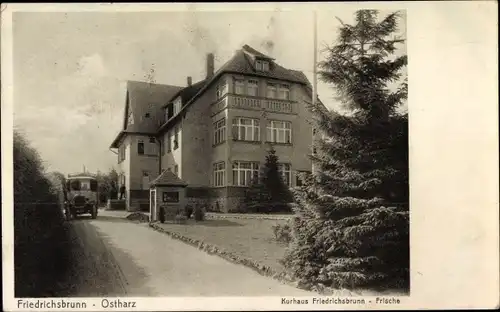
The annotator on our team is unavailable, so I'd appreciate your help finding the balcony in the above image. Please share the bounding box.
[211,94,295,115]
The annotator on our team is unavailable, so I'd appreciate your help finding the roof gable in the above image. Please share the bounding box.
[150,169,188,187]
[124,80,182,133]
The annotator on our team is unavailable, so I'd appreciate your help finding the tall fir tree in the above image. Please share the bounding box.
[283,10,409,291]
[242,146,292,213]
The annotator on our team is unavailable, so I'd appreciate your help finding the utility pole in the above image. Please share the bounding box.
[312,10,318,108]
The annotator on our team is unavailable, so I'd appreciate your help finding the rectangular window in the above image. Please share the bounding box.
[174,125,179,150]
[148,137,157,155]
[213,118,226,145]
[216,80,228,99]
[247,80,258,96]
[234,79,245,95]
[266,83,277,99]
[174,165,179,176]
[213,162,226,187]
[279,84,290,100]
[138,140,144,155]
[266,120,292,144]
[256,60,269,71]
[278,163,292,187]
[232,118,260,142]
[232,161,259,186]
[162,191,179,203]
[173,98,182,115]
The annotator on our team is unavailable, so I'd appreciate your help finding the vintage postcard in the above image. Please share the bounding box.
[1,2,498,311]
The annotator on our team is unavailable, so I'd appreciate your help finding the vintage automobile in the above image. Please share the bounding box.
[64,173,99,220]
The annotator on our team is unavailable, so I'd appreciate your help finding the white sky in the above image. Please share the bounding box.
[12,8,406,174]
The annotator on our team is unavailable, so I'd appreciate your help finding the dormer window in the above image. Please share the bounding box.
[173,97,182,115]
[256,60,270,71]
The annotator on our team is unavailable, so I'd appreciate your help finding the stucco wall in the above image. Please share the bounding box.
[128,135,160,190]
[180,79,221,187]
[161,122,183,178]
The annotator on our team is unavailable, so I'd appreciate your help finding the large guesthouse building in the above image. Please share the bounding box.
[110,45,317,212]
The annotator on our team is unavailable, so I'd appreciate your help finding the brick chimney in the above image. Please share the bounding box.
[187,76,192,86]
[206,53,214,79]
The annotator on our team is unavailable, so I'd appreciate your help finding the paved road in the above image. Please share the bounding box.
[63,210,310,297]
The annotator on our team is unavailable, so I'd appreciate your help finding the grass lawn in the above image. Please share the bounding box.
[154,218,289,273]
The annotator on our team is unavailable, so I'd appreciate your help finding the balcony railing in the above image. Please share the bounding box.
[264,99,293,113]
[211,97,228,115]
[211,94,295,115]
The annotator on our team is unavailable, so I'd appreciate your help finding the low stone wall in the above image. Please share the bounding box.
[185,186,246,213]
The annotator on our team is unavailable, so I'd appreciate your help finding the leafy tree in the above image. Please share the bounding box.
[242,146,292,213]
[95,168,119,202]
[283,10,409,292]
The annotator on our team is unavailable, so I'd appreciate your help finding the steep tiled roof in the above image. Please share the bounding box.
[162,79,208,108]
[242,44,275,60]
[150,169,188,187]
[125,80,183,133]
[158,45,312,135]
[110,80,182,148]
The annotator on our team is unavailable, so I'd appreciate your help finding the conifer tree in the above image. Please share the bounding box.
[243,146,292,213]
[283,10,409,291]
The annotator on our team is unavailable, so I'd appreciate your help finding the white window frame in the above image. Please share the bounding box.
[278,163,292,187]
[216,80,228,99]
[279,84,290,100]
[266,83,278,99]
[256,60,269,71]
[232,161,259,186]
[173,97,182,115]
[232,118,260,142]
[266,120,292,144]
[234,79,245,95]
[213,118,226,145]
[247,80,259,96]
[213,162,226,187]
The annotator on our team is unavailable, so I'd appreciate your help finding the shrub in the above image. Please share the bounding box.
[272,222,292,245]
[14,131,72,297]
[184,205,194,219]
[193,204,205,221]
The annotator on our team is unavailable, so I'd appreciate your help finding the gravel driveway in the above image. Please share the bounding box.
[64,210,310,297]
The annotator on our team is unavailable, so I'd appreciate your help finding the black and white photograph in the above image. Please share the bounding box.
[2,2,498,311]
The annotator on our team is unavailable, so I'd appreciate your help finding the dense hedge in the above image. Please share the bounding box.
[13,131,73,297]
